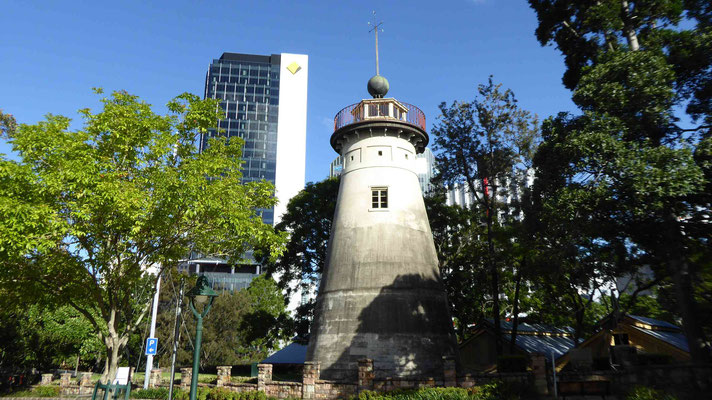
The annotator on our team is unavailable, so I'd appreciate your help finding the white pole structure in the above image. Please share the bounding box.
[368,11,383,76]
[143,275,161,389]
[167,278,185,400]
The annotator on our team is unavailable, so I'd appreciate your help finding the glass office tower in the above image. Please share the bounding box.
[185,52,307,292]
[202,52,307,226]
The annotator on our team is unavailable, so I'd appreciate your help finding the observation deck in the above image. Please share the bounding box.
[330,97,428,154]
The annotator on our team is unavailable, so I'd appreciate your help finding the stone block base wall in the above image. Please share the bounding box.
[57,372,94,396]
[252,358,533,399]
[46,360,709,399]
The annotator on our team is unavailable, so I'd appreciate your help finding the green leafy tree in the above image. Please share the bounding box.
[529,0,711,361]
[155,272,289,368]
[425,190,489,340]
[430,78,539,354]
[259,177,340,338]
[0,90,285,380]
[0,301,102,371]
[0,110,16,137]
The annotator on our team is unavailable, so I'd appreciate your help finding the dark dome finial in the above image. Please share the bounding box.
[367,75,389,98]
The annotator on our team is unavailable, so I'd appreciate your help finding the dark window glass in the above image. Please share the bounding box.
[371,188,388,209]
[379,104,388,116]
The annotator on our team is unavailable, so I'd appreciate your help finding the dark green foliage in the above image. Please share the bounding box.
[202,388,268,400]
[32,386,60,397]
[0,90,286,380]
[0,303,102,372]
[2,386,62,398]
[0,110,16,137]
[430,78,540,350]
[473,381,526,400]
[131,388,170,400]
[626,386,678,400]
[258,177,340,339]
[496,355,529,372]
[355,382,528,400]
[425,191,490,340]
[528,0,712,362]
[170,388,268,400]
[154,270,290,368]
[357,387,472,400]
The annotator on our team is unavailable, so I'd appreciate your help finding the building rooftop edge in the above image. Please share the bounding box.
[218,52,280,64]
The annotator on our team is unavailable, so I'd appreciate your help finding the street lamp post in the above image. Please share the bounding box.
[186,276,218,400]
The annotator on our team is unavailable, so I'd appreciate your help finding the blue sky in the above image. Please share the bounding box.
[1,0,576,183]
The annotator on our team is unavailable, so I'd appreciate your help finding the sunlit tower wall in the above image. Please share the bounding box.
[306,76,459,380]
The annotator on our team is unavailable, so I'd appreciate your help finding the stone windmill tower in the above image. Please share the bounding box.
[306,22,459,381]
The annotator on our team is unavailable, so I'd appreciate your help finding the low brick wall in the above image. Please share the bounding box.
[45,358,539,400]
[251,358,534,399]
[264,381,302,399]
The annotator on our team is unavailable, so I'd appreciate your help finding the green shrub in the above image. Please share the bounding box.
[131,388,169,399]
[189,388,267,400]
[196,387,209,400]
[173,389,189,400]
[232,391,267,400]
[496,355,529,373]
[471,381,522,400]
[357,387,472,400]
[33,385,61,397]
[206,388,231,400]
[626,386,677,400]
[2,390,35,397]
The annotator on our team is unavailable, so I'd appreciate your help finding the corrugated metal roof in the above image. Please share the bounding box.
[628,315,680,330]
[261,342,307,364]
[630,326,689,353]
[511,334,578,358]
[486,319,574,335]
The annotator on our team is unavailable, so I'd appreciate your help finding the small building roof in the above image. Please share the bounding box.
[465,319,580,358]
[628,315,680,330]
[261,342,307,364]
[513,334,578,359]
[484,319,575,335]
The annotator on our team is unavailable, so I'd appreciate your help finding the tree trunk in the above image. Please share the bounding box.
[484,178,502,355]
[621,1,640,51]
[572,292,585,346]
[665,214,710,362]
[509,270,523,353]
[102,337,122,384]
[101,309,131,384]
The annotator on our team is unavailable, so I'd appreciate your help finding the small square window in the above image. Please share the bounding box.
[378,151,383,156]
[371,187,388,209]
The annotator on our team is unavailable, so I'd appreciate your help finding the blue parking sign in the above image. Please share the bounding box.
[145,338,158,355]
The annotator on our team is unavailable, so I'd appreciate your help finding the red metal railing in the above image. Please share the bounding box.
[333,101,426,132]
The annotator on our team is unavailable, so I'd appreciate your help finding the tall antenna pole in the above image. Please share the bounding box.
[368,11,383,76]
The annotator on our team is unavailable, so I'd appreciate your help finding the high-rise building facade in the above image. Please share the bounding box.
[202,52,308,226]
[181,52,307,291]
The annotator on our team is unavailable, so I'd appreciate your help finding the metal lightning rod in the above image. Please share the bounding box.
[368,11,383,76]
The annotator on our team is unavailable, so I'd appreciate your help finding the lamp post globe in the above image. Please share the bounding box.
[186,275,218,400]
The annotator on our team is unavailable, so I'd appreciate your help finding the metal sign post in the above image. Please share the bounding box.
[167,278,185,400]
[143,275,161,389]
